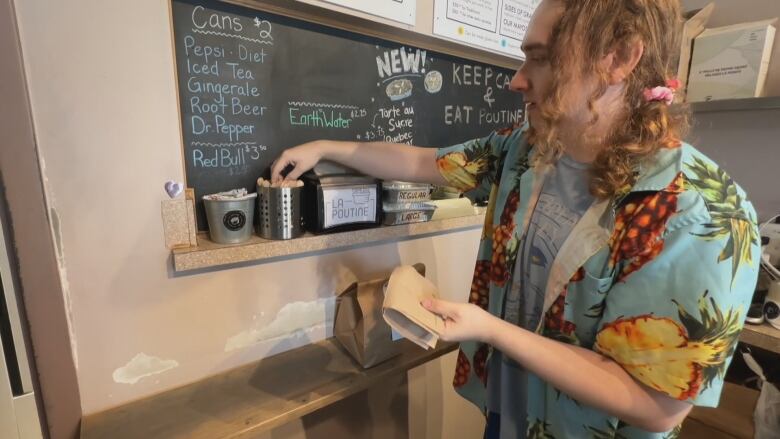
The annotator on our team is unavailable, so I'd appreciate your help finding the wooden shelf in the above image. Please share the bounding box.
[81,339,458,439]
[740,322,780,354]
[691,96,780,113]
[683,382,759,439]
[173,213,485,272]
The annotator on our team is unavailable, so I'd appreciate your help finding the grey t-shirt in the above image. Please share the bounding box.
[486,155,594,439]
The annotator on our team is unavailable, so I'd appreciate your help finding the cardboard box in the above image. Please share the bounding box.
[678,4,715,98]
[687,19,777,102]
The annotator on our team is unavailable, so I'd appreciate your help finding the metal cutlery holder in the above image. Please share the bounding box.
[256,184,303,240]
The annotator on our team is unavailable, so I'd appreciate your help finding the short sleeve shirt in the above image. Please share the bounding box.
[487,155,594,439]
[435,124,761,438]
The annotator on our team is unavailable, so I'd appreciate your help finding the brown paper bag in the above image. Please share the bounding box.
[382,265,445,350]
[334,264,426,368]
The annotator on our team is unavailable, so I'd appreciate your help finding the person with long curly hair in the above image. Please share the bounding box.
[272,1,760,437]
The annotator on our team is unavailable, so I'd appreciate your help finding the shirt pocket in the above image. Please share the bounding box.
[566,267,615,347]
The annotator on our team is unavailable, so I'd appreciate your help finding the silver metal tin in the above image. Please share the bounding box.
[203,196,256,245]
[382,202,436,226]
[382,181,431,204]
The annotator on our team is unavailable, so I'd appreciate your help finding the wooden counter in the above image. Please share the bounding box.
[683,382,759,439]
[682,322,777,438]
[740,322,780,354]
[81,339,457,439]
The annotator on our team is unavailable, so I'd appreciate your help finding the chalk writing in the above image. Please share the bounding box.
[288,102,359,110]
[376,47,428,78]
[192,5,243,32]
[192,28,273,45]
[372,104,414,143]
[452,64,511,89]
[289,108,353,129]
[252,17,273,40]
[191,115,256,141]
[171,0,521,230]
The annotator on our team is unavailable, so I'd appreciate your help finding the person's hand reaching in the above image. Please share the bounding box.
[270,141,324,183]
[421,298,497,343]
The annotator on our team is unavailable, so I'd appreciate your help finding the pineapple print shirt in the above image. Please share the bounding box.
[487,154,595,439]
[436,123,761,438]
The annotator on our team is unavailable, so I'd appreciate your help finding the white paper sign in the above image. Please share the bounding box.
[322,185,378,229]
[433,0,541,59]
[321,0,417,25]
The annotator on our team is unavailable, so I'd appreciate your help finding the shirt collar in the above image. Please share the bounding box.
[628,144,686,193]
[522,132,686,194]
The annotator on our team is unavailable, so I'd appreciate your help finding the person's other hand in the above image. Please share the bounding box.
[422,298,496,343]
[270,141,323,183]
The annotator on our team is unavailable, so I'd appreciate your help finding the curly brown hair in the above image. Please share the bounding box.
[528,0,690,199]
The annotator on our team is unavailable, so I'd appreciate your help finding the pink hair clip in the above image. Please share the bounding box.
[643,78,680,105]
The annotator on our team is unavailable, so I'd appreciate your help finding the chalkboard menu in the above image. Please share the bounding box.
[171,0,524,229]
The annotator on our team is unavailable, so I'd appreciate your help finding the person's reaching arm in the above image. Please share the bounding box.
[270,140,446,185]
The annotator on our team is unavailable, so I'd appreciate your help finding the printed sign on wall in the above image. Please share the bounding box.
[320,0,417,25]
[433,0,541,60]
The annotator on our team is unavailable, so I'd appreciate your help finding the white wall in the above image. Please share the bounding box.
[687,109,780,221]
[12,7,486,439]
